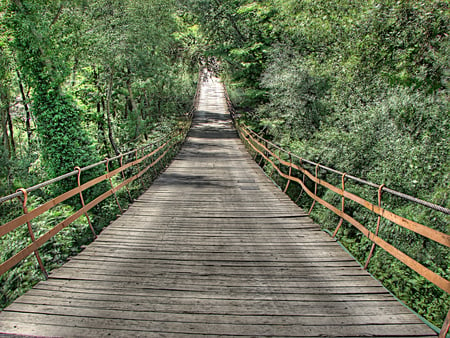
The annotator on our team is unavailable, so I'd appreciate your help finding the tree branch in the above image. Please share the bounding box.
[50,3,64,27]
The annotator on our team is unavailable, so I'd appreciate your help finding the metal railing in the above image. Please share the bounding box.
[222,82,450,337]
[0,70,202,283]
[0,131,187,278]
[240,126,450,336]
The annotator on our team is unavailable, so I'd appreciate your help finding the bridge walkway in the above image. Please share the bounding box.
[0,77,436,337]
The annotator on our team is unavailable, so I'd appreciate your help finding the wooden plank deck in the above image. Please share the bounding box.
[0,77,436,337]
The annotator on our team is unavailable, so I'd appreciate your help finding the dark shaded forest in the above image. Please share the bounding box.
[0,0,449,329]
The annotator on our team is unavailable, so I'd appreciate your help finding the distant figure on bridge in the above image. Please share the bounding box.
[202,67,210,82]
[200,56,220,82]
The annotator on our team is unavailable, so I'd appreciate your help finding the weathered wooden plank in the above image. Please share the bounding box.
[2,303,426,327]
[0,312,436,337]
[34,282,396,300]
[44,275,388,296]
[29,277,387,292]
[12,291,413,316]
[62,252,357,263]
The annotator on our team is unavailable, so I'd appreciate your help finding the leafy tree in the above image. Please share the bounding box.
[6,0,101,187]
[178,0,278,101]
[256,46,329,141]
[83,0,195,153]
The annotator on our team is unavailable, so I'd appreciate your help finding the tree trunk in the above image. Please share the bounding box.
[213,0,247,43]
[106,68,120,156]
[126,76,140,139]
[97,101,110,158]
[17,70,32,146]
[93,66,110,157]
[6,103,16,156]
[0,86,10,158]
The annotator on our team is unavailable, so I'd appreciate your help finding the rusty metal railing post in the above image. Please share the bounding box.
[105,157,123,214]
[75,167,97,239]
[16,188,48,279]
[284,152,292,193]
[439,309,450,337]
[333,173,347,238]
[258,139,265,165]
[135,149,145,187]
[119,154,132,202]
[152,146,159,178]
[308,164,320,215]
[364,184,385,269]
[295,158,306,204]
[268,146,278,179]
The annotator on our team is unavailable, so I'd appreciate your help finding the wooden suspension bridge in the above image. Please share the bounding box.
[0,76,446,337]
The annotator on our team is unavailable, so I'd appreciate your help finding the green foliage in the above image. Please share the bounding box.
[32,88,99,180]
[2,0,198,187]
[178,0,278,95]
[256,47,330,140]
[6,1,104,196]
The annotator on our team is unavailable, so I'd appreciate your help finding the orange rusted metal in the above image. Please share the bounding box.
[136,149,145,187]
[151,147,159,178]
[247,129,449,247]
[308,164,320,215]
[0,134,183,278]
[364,184,385,269]
[284,152,292,193]
[75,167,96,238]
[295,158,306,204]
[16,188,48,279]
[439,309,450,338]
[240,125,450,294]
[258,140,266,165]
[120,154,133,201]
[333,173,347,238]
[105,157,123,214]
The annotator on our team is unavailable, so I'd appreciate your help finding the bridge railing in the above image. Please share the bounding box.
[0,130,189,280]
[223,83,450,337]
[0,69,203,285]
[240,125,450,336]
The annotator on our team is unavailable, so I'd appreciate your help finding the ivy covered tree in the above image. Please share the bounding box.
[0,0,200,311]
[2,0,198,191]
[7,0,100,184]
